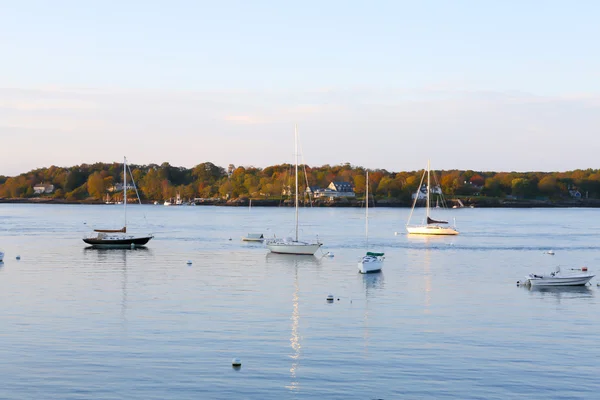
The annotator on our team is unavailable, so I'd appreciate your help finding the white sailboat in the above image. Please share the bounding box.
[266,126,322,255]
[406,160,459,235]
[358,170,384,273]
[83,157,154,248]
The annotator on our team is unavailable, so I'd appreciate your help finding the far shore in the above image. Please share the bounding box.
[2,197,600,208]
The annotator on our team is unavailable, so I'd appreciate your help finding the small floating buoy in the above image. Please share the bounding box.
[394,232,398,236]
[546,250,555,255]
[582,266,588,271]
[228,238,232,241]
[326,252,334,257]
[232,358,242,367]
[326,294,334,302]
[186,260,192,265]
[16,255,20,260]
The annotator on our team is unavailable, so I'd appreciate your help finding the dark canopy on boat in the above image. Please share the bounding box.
[427,216,447,225]
[94,227,126,233]
[367,252,385,257]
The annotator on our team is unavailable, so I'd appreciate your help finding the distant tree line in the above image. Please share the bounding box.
[1,161,599,202]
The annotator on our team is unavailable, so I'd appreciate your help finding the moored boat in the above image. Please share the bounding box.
[83,157,154,249]
[406,160,458,236]
[525,266,594,287]
[266,125,322,255]
[242,233,265,242]
[358,252,384,274]
[358,170,384,273]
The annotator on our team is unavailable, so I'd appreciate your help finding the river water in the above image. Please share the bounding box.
[1,204,599,399]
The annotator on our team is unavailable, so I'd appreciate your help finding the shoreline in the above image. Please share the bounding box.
[2,197,600,208]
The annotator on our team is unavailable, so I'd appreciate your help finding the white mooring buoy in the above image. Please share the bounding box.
[232,358,242,368]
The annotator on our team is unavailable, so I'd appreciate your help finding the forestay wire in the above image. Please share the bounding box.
[126,163,150,227]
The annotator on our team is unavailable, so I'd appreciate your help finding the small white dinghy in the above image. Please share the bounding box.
[242,233,265,242]
[526,266,594,287]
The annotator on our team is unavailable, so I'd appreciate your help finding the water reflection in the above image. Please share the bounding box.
[265,252,320,267]
[81,247,142,325]
[286,260,301,392]
[527,285,594,303]
[361,273,384,357]
[423,249,432,312]
[362,272,385,293]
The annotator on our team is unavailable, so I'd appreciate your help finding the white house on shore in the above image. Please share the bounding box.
[306,182,356,200]
[33,184,55,194]
[412,184,442,200]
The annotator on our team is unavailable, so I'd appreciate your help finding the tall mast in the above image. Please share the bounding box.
[426,159,430,219]
[123,156,127,230]
[294,125,299,242]
[366,170,369,246]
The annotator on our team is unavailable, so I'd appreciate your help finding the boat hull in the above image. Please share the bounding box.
[266,242,322,255]
[527,274,594,287]
[83,235,153,248]
[242,238,264,242]
[358,259,383,274]
[406,225,459,235]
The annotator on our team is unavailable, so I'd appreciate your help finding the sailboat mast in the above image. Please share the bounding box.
[426,159,430,219]
[123,156,127,230]
[366,170,369,245]
[295,125,299,242]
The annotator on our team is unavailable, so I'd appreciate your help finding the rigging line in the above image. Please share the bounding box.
[297,136,313,207]
[431,171,447,209]
[126,163,149,226]
[407,168,427,225]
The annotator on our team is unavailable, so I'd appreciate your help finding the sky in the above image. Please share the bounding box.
[1,0,599,176]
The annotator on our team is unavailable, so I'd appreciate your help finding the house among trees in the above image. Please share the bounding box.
[33,184,54,194]
[412,184,442,200]
[107,183,136,192]
[306,182,356,200]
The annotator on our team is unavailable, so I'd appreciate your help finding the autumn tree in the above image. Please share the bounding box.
[87,172,105,199]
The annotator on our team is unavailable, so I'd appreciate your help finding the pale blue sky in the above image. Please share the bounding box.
[1,0,599,175]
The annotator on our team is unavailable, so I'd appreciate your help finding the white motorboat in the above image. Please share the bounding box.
[83,157,154,248]
[358,170,384,273]
[525,266,594,287]
[266,125,322,255]
[406,160,458,236]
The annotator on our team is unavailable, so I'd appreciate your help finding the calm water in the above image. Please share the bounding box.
[1,204,600,399]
